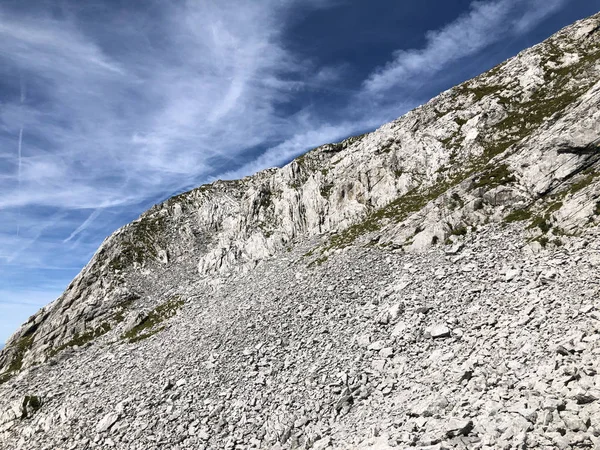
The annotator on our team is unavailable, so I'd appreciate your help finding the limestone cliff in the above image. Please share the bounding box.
[1,12,599,392]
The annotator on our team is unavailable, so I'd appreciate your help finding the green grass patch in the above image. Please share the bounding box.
[320,183,334,198]
[47,297,135,358]
[471,164,517,189]
[448,192,464,210]
[303,248,315,258]
[122,296,185,343]
[569,171,597,195]
[307,255,329,268]
[439,136,454,147]
[545,201,564,214]
[471,84,504,101]
[528,216,552,233]
[534,235,550,248]
[48,322,112,357]
[109,215,167,271]
[1,296,137,380]
[165,184,212,208]
[551,227,569,237]
[295,133,368,169]
[318,150,517,253]
[504,209,533,223]
[321,165,476,252]
[450,225,468,236]
[379,142,394,154]
[0,333,34,384]
[307,36,598,258]
[439,130,465,152]
[472,44,599,162]
[111,298,136,324]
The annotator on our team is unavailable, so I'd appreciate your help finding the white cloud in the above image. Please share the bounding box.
[0,1,315,213]
[363,0,569,95]
[513,0,570,32]
[0,14,125,80]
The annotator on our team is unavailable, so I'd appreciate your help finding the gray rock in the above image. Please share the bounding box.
[560,411,588,432]
[313,436,331,450]
[357,335,372,348]
[96,412,119,433]
[504,268,520,282]
[445,418,473,437]
[426,325,451,339]
[368,340,386,351]
[574,393,597,405]
[379,347,394,358]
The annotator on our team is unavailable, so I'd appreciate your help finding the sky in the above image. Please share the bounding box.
[0,0,598,345]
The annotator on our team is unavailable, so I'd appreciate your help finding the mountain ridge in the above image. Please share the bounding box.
[1,12,600,450]
[2,9,600,384]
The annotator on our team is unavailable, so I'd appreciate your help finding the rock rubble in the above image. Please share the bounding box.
[1,11,600,450]
[1,224,600,449]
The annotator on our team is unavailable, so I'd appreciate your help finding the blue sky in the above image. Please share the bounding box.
[0,0,598,344]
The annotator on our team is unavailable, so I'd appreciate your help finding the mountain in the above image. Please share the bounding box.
[1,12,600,450]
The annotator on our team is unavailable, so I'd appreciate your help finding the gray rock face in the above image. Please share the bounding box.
[0,12,599,450]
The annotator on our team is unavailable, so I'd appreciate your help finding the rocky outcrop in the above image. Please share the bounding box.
[0,12,600,450]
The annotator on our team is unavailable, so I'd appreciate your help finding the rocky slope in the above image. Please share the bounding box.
[1,12,600,450]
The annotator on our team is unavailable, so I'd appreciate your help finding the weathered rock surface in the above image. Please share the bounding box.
[2,225,600,449]
[0,12,600,450]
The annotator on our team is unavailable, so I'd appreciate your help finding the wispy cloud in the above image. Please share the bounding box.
[513,0,571,32]
[0,0,571,217]
[363,0,569,95]
[0,1,343,213]
[0,14,125,78]
[2,212,66,264]
[0,1,354,336]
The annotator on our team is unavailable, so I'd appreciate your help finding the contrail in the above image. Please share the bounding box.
[16,127,23,236]
[16,77,25,236]
[64,209,102,243]
[20,76,26,103]
[17,128,23,183]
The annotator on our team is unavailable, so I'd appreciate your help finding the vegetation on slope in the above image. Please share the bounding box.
[122,296,185,343]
